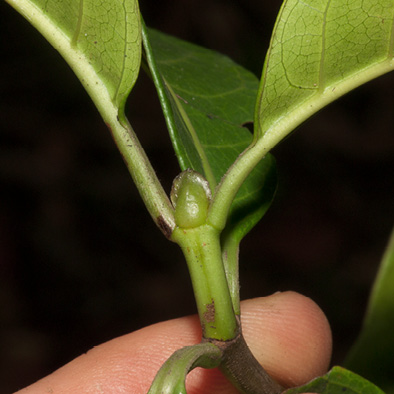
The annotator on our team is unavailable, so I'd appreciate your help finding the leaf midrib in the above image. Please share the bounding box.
[164,79,217,189]
[259,55,394,151]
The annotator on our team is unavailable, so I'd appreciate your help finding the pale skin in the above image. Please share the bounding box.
[15,291,332,394]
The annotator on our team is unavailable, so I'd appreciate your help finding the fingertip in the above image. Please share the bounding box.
[241,291,332,387]
[15,315,203,394]
[16,291,332,394]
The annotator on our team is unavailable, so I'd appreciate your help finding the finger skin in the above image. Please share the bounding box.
[15,291,332,394]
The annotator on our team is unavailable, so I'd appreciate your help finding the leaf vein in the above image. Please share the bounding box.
[71,0,84,47]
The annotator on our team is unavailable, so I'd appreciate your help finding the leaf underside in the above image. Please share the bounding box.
[256,0,394,143]
[7,0,142,121]
[257,1,394,390]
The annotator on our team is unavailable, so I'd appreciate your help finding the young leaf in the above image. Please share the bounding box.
[255,0,394,147]
[345,226,394,392]
[284,366,385,394]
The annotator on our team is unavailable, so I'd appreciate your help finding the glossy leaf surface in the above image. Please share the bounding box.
[143,27,259,185]
[143,26,277,243]
[285,366,384,394]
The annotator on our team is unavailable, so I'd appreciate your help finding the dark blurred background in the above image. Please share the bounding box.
[1,0,393,392]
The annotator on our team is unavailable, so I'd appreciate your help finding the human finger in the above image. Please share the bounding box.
[16,291,331,394]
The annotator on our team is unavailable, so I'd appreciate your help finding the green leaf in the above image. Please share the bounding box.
[284,366,385,394]
[142,26,258,185]
[255,0,394,147]
[208,0,394,243]
[6,0,141,122]
[68,0,141,119]
[142,25,277,313]
[345,226,394,393]
[220,153,276,314]
[142,25,277,233]
[7,0,177,235]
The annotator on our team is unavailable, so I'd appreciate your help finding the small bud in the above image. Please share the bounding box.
[171,169,211,229]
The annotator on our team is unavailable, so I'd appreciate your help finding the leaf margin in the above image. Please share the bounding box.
[284,366,385,394]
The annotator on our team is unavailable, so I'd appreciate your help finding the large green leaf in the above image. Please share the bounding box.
[202,0,393,238]
[6,0,141,121]
[7,0,177,235]
[142,25,277,240]
[345,227,394,393]
[255,0,394,146]
[143,26,263,183]
[284,366,384,394]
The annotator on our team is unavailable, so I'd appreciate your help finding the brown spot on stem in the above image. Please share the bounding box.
[203,300,215,323]
[157,215,173,239]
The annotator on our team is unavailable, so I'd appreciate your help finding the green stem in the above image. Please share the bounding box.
[107,118,175,238]
[147,342,222,394]
[209,58,394,232]
[7,0,175,238]
[207,140,272,231]
[172,224,238,340]
[221,233,241,316]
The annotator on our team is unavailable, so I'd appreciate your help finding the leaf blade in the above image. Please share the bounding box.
[255,0,394,142]
[143,26,260,185]
[284,366,385,394]
[161,77,217,188]
[208,0,394,233]
[7,0,142,121]
[8,0,177,235]
[344,226,394,392]
[142,26,278,312]
[69,0,141,117]
[142,26,277,239]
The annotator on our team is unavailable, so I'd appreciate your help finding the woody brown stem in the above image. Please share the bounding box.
[206,332,284,394]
